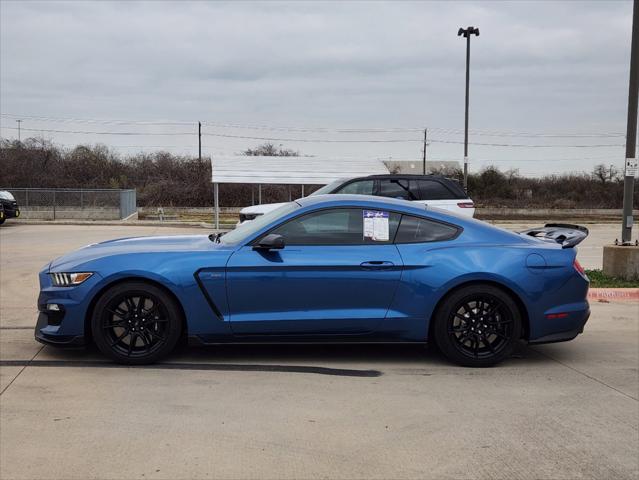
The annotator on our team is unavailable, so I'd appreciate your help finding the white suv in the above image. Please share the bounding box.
[238,175,475,225]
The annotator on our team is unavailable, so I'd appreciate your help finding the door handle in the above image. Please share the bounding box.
[360,261,395,270]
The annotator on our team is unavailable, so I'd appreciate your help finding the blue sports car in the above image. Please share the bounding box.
[36,195,590,367]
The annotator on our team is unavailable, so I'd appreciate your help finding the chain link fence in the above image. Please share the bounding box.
[2,188,137,220]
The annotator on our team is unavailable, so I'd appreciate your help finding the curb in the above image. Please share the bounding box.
[588,288,639,302]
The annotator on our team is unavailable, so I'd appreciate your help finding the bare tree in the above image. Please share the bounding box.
[243,142,299,157]
[592,164,610,184]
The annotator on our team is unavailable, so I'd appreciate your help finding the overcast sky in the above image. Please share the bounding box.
[0,0,634,176]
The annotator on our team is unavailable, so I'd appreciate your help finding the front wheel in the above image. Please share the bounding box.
[432,285,522,367]
[91,281,183,364]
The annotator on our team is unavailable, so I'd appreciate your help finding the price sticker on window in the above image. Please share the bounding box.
[363,210,389,241]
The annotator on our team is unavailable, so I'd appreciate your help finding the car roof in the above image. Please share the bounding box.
[330,174,468,199]
[344,174,455,182]
[296,193,428,212]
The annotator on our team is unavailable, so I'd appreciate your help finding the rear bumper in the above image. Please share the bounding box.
[528,306,590,345]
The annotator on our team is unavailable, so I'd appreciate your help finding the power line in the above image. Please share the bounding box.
[0,125,626,147]
[0,113,193,127]
[1,126,191,136]
[428,139,625,148]
[202,132,421,143]
[428,154,618,163]
[0,113,626,138]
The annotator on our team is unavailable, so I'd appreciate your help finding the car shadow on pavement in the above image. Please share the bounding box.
[3,340,555,376]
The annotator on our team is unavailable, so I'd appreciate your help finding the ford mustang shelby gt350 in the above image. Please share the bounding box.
[36,195,590,367]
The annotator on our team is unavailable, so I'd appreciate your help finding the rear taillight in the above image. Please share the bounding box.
[573,259,587,277]
[457,202,474,208]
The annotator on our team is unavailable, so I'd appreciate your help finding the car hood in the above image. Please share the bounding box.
[240,202,289,215]
[48,235,229,271]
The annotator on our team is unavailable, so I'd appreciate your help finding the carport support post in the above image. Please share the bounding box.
[621,0,639,245]
[214,183,219,230]
[258,184,262,204]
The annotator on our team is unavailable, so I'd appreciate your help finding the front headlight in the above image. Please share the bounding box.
[49,272,93,287]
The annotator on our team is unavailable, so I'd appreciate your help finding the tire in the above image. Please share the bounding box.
[0,217,5,225]
[432,285,522,367]
[91,281,183,365]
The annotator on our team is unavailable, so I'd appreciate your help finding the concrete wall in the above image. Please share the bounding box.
[476,208,639,220]
[19,207,122,220]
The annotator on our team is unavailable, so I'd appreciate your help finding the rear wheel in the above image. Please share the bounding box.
[433,285,522,367]
[91,282,182,364]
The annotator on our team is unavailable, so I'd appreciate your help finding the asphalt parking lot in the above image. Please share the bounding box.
[1,223,637,479]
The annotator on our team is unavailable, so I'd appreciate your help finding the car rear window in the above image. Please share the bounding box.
[395,215,459,243]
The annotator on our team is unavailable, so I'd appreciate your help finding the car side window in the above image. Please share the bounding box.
[269,208,400,245]
[395,215,459,243]
[417,180,454,200]
[378,179,416,200]
[335,180,374,195]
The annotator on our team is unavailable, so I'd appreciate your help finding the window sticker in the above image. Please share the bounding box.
[363,210,389,241]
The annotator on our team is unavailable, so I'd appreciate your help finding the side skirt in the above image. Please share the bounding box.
[188,335,428,346]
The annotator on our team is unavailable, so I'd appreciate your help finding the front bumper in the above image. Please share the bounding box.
[34,311,86,347]
[34,268,100,348]
[1,201,20,218]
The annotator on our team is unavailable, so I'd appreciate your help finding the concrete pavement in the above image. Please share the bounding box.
[0,223,637,479]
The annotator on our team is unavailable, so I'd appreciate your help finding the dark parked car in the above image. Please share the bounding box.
[0,190,20,224]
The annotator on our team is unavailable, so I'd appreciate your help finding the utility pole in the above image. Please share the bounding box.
[16,119,21,142]
[422,128,428,174]
[198,121,202,162]
[622,0,639,245]
[458,26,480,192]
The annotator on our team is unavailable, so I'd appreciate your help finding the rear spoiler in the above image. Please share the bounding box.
[519,223,589,249]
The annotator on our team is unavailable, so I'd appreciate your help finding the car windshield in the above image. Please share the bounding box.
[220,202,300,244]
[0,191,15,201]
[309,179,347,196]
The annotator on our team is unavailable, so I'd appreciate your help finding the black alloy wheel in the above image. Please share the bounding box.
[92,282,182,364]
[433,285,522,367]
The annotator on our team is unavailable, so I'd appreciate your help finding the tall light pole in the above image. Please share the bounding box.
[422,128,428,174]
[458,26,479,192]
[198,121,202,162]
[621,0,639,245]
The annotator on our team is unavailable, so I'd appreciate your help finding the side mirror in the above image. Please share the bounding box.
[254,233,285,250]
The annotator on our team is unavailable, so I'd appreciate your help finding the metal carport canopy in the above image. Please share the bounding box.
[210,155,389,229]
[211,155,389,185]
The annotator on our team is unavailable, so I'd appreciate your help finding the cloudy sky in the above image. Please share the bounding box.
[0,0,633,176]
